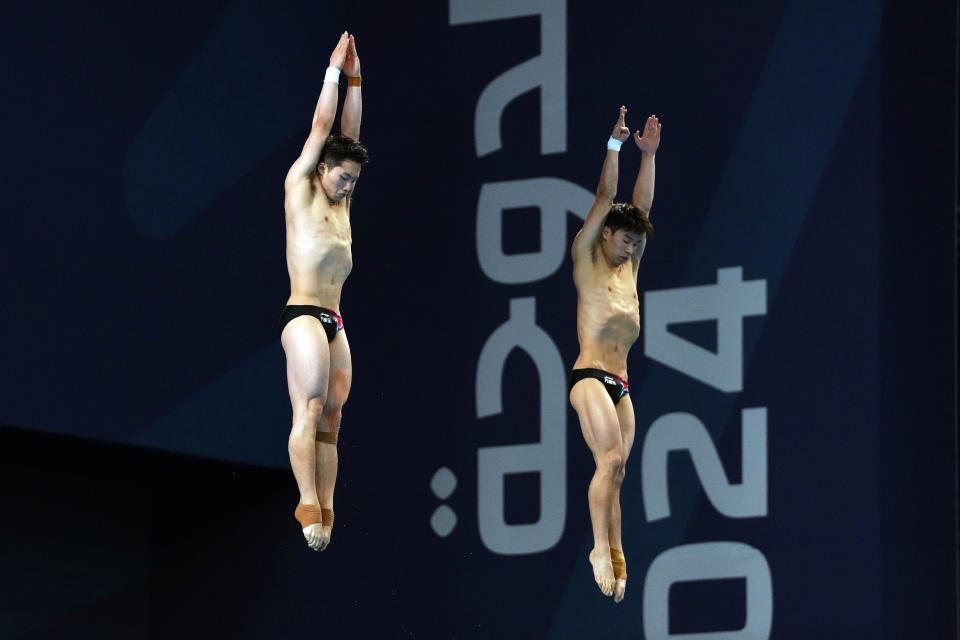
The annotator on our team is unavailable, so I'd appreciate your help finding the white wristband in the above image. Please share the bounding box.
[324,67,341,84]
[607,137,623,151]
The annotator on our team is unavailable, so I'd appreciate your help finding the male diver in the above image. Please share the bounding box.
[279,31,367,551]
[569,106,660,600]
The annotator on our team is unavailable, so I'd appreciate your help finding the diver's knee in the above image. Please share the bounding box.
[598,448,625,478]
[295,397,324,424]
[292,398,323,431]
[614,466,626,487]
[316,408,341,445]
[325,409,342,432]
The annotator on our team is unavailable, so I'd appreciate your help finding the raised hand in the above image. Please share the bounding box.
[344,35,361,77]
[329,31,349,70]
[611,106,630,142]
[633,115,661,154]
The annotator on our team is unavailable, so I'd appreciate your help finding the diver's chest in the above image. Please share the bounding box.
[308,208,351,244]
[600,268,636,295]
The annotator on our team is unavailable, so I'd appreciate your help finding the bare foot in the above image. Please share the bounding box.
[317,508,334,551]
[303,523,325,551]
[614,578,627,603]
[295,503,327,551]
[611,549,627,603]
[588,549,615,596]
[318,525,332,551]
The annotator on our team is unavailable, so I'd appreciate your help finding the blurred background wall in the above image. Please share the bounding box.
[0,0,955,637]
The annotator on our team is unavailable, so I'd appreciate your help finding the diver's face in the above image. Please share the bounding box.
[601,228,643,265]
[319,160,361,202]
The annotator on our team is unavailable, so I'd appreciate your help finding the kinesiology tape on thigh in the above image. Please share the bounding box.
[610,549,627,580]
[315,430,338,445]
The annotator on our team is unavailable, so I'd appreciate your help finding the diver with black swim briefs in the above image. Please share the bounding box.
[568,106,660,602]
[279,305,344,343]
[568,368,630,406]
[279,31,367,552]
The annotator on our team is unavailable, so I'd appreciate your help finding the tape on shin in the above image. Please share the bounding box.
[315,430,338,445]
[295,503,324,528]
[321,508,334,527]
[611,549,627,580]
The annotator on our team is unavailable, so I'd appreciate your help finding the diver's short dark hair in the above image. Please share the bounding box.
[603,202,655,238]
[320,134,369,169]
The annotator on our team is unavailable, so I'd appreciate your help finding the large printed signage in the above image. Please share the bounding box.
[449,0,592,555]
[450,2,774,635]
[641,269,771,637]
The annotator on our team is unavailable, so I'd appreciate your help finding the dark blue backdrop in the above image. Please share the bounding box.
[0,0,955,637]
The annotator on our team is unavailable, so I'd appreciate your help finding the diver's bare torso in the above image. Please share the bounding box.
[572,247,643,378]
[282,30,364,553]
[567,106,659,601]
[284,177,352,310]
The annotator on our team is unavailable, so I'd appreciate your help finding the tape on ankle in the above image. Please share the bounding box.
[295,503,324,527]
[611,548,627,580]
[315,430,338,444]
[321,508,334,527]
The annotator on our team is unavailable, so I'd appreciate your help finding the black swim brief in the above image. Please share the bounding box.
[568,368,630,406]
[278,305,344,342]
